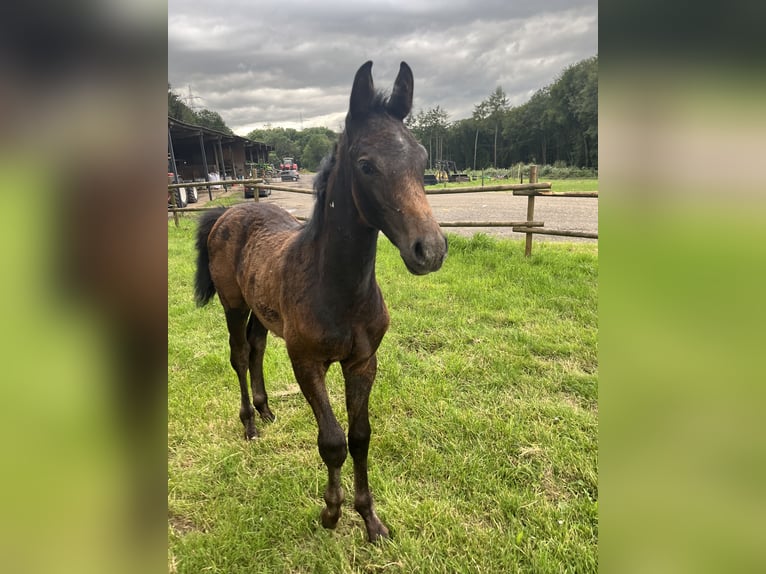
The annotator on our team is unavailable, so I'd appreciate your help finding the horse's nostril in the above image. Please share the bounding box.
[413,240,425,262]
[444,235,449,252]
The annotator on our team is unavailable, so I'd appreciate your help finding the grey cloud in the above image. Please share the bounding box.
[169,0,597,133]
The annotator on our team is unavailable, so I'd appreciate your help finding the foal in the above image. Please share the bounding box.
[194,61,447,542]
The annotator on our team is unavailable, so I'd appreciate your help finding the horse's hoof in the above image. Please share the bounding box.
[320,507,341,529]
[256,404,275,423]
[244,427,258,440]
[367,521,390,543]
[259,410,276,423]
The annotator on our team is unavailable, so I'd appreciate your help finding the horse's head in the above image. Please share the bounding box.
[344,61,447,275]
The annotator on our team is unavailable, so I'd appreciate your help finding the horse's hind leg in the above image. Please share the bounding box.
[225,308,257,440]
[247,314,275,422]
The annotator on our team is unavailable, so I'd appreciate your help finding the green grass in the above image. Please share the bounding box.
[426,177,598,193]
[169,219,598,573]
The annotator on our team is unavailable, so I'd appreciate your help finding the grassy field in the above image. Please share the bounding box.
[425,177,598,193]
[168,218,598,573]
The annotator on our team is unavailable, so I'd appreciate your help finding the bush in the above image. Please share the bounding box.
[462,163,597,181]
[537,163,598,179]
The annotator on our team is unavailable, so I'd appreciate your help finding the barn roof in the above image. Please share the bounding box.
[167,116,272,155]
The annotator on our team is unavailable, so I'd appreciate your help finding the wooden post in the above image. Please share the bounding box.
[199,132,212,200]
[525,165,538,257]
[167,127,180,228]
[168,185,180,227]
[217,138,227,188]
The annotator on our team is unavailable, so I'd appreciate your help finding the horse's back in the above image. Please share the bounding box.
[207,203,301,313]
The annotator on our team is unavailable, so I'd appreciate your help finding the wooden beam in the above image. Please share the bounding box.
[513,190,598,197]
[168,178,261,189]
[425,182,552,194]
[254,183,313,194]
[513,227,598,239]
[439,221,544,228]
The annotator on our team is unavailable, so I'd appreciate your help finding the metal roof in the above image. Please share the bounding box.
[167,116,272,152]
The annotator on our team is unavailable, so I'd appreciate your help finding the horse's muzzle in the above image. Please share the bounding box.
[402,232,448,275]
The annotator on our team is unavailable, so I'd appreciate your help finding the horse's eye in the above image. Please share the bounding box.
[359,160,376,176]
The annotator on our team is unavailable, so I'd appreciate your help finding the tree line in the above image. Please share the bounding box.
[168,55,596,172]
[407,55,597,171]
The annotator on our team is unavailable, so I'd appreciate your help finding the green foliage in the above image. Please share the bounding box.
[168,84,198,125]
[412,56,598,171]
[245,126,338,170]
[301,133,334,171]
[168,84,234,134]
[538,164,599,179]
[169,220,598,573]
[194,109,233,135]
[407,106,450,170]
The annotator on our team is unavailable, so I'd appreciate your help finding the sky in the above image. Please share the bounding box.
[168,0,597,136]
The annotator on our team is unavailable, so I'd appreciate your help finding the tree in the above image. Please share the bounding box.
[302,133,334,171]
[471,100,488,171]
[483,87,510,168]
[168,84,197,124]
[408,106,449,169]
[195,109,233,134]
[548,55,598,167]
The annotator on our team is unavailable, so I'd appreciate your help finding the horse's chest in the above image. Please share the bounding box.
[286,299,388,363]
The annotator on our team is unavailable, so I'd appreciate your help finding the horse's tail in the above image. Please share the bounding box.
[194,207,227,307]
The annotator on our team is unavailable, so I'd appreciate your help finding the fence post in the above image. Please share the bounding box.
[524,165,537,257]
[168,188,180,227]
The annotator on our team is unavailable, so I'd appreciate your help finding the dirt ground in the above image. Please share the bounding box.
[185,174,598,243]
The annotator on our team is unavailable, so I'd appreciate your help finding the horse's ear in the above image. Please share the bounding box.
[349,61,374,120]
[388,61,413,120]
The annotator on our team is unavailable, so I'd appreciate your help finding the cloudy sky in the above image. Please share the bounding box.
[168,0,597,136]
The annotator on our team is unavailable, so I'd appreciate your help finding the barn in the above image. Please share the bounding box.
[167,116,272,183]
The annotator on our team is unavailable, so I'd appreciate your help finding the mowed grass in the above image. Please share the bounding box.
[426,177,598,193]
[168,218,598,573]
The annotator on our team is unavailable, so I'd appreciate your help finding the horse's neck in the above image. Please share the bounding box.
[313,163,379,298]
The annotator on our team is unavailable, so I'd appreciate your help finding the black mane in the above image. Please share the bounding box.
[313,146,337,204]
[302,143,338,241]
[368,90,393,115]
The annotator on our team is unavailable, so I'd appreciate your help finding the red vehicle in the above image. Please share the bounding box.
[279,157,300,182]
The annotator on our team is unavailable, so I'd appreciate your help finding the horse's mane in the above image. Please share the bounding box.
[302,145,337,241]
[368,91,393,115]
[313,146,337,205]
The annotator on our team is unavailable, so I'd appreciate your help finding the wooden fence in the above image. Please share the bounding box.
[168,167,597,256]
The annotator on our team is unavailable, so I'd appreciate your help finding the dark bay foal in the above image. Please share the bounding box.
[194,61,447,542]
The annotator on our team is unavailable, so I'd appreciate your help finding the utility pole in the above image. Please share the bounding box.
[184,84,203,111]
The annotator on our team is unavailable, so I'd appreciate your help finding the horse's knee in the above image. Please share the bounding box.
[318,426,347,468]
[348,423,371,458]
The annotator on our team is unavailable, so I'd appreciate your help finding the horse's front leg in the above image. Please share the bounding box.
[342,354,389,542]
[290,359,347,530]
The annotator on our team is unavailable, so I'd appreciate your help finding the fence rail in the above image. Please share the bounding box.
[168,169,597,255]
